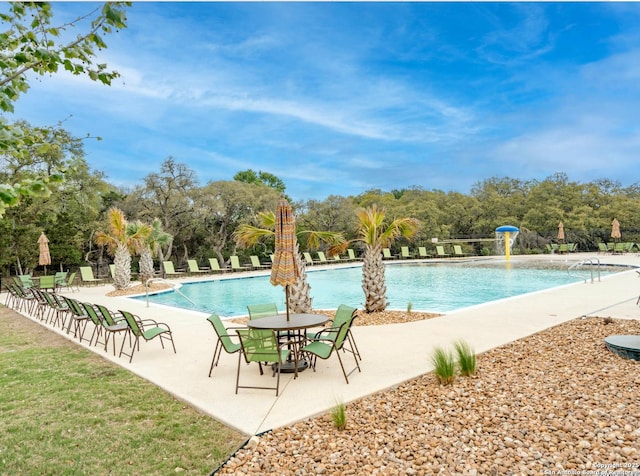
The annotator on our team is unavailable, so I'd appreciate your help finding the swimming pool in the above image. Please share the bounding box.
[134,261,617,317]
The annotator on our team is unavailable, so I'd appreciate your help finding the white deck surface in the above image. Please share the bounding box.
[5,253,639,436]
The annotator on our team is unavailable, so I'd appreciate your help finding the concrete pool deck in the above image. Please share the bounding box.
[4,252,640,436]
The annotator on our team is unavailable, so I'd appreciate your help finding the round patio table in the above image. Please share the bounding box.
[247,313,329,376]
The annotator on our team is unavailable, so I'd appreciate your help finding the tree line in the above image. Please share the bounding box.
[2,142,639,278]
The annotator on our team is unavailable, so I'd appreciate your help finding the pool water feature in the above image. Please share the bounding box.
[133,262,618,317]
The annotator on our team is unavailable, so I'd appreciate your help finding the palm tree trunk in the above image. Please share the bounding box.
[139,247,154,285]
[362,242,387,312]
[113,244,131,290]
[288,242,313,313]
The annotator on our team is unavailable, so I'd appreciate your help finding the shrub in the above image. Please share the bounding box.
[407,302,413,313]
[331,400,347,430]
[431,347,456,385]
[454,340,477,376]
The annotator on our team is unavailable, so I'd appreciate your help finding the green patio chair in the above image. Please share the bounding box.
[303,252,315,266]
[382,248,397,259]
[54,271,68,287]
[61,295,90,341]
[208,257,227,273]
[95,304,130,355]
[118,310,176,363]
[316,251,328,264]
[418,247,431,258]
[18,274,35,289]
[400,246,413,259]
[206,314,243,377]
[187,259,208,274]
[81,302,128,352]
[247,303,278,320]
[347,249,358,261]
[301,304,361,384]
[230,256,250,271]
[435,245,450,258]
[58,271,79,292]
[163,261,185,277]
[79,266,107,285]
[453,245,469,257]
[235,329,290,396]
[249,255,270,270]
[38,275,57,290]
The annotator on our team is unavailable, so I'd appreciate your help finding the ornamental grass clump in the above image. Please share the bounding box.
[331,400,347,430]
[454,340,477,377]
[431,347,456,385]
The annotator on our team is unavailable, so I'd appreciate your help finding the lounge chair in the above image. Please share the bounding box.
[18,274,35,289]
[382,248,397,260]
[118,310,176,363]
[301,304,361,383]
[230,256,250,272]
[435,245,450,258]
[163,261,185,277]
[316,251,328,264]
[597,242,608,254]
[400,246,413,259]
[418,247,431,258]
[249,255,270,270]
[206,314,243,377]
[208,257,227,273]
[453,245,469,257]
[235,329,290,396]
[303,252,315,266]
[79,266,107,286]
[187,259,208,274]
[347,249,359,261]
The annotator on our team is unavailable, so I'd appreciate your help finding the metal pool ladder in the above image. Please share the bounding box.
[145,277,197,307]
[568,258,601,283]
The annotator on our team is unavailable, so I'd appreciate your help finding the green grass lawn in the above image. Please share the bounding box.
[0,306,246,475]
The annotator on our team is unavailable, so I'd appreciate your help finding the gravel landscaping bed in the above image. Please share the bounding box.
[217,316,640,475]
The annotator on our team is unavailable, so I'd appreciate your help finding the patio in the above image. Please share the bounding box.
[3,253,639,436]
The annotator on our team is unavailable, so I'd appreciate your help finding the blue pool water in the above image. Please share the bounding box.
[133,262,614,317]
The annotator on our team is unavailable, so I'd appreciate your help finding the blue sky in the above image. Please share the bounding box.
[9,2,640,201]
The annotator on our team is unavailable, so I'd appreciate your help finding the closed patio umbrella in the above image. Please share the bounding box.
[557,222,565,242]
[270,197,300,321]
[38,232,51,274]
[611,218,621,242]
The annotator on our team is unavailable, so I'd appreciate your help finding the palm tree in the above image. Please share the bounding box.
[234,210,345,313]
[95,208,151,290]
[331,204,419,313]
[138,218,173,285]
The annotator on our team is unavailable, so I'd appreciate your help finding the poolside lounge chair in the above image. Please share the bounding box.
[400,246,413,259]
[435,245,450,258]
[236,329,290,396]
[303,252,315,266]
[79,266,107,285]
[418,247,431,258]
[382,248,397,260]
[597,242,608,254]
[118,310,176,363]
[206,314,243,377]
[301,304,361,384]
[18,274,35,289]
[453,245,469,257]
[187,259,208,274]
[249,255,270,270]
[163,261,185,277]
[230,256,250,272]
[208,257,227,273]
[347,249,359,261]
[316,251,328,264]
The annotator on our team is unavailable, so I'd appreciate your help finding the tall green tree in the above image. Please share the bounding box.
[332,204,419,313]
[0,1,129,216]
